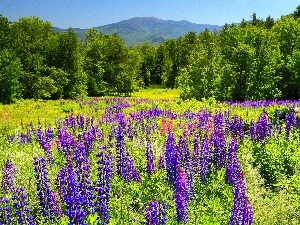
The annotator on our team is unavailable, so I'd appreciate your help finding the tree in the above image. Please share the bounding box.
[0,50,22,103]
[0,14,10,50]
[264,15,275,30]
[271,16,300,99]
[153,45,165,85]
[48,29,87,98]
[178,30,221,100]
[292,5,300,19]
[83,29,107,96]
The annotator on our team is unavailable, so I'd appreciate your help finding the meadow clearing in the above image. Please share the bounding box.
[0,89,300,224]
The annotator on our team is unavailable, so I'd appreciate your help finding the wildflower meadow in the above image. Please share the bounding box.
[0,97,300,224]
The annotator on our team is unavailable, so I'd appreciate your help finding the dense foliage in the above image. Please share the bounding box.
[0,97,300,224]
[1,7,300,103]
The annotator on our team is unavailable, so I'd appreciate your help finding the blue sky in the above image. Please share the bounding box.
[1,0,299,28]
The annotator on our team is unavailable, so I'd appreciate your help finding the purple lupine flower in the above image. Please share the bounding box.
[49,192,63,218]
[56,128,75,155]
[66,163,87,225]
[33,157,61,221]
[255,111,271,142]
[0,198,12,224]
[146,140,155,175]
[159,201,167,225]
[242,196,253,225]
[127,118,134,141]
[214,112,224,130]
[212,128,227,170]
[116,112,126,133]
[285,111,297,138]
[96,150,114,224]
[124,156,141,182]
[57,157,87,225]
[199,138,211,184]
[229,172,253,225]
[11,187,35,225]
[175,166,188,224]
[158,154,165,169]
[145,200,159,225]
[1,159,16,194]
[45,126,54,143]
[165,132,176,183]
[83,128,95,154]
[35,128,54,166]
[226,138,241,185]
[26,129,32,144]
[185,156,195,200]
[177,136,190,165]
[42,142,54,166]
[7,135,15,143]
[115,126,126,179]
[77,114,85,130]
[73,143,94,214]
[86,116,91,129]
[192,134,199,170]
[198,109,210,133]
[56,166,68,203]
[145,200,167,225]
[19,132,26,144]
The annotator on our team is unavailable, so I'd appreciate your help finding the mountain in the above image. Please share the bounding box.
[53,17,222,46]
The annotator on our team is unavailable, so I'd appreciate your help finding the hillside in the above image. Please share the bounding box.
[53,17,221,45]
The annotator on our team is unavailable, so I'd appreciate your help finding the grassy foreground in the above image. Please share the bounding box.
[0,94,299,224]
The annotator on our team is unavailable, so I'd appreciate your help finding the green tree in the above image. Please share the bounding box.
[292,5,300,19]
[83,29,107,96]
[47,29,87,98]
[0,14,10,50]
[271,16,300,99]
[0,50,22,103]
[153,44,165,85]
[178,30,221,100]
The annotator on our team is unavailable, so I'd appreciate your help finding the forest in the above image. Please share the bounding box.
[1,6,300,103]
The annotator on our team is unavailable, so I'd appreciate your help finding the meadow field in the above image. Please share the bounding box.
[0,91,300,224]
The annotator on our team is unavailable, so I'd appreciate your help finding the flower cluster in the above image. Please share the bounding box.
[1,159,16,194]
[0,198,12,224]
[165,132,176,183]
[11,187,35,225]
[253,111,272,142]
[212,127,227,170]
[199,138,211,184]
[56,156,87,225]
[145,200,167,225]
[146,140,155,175]
[96,150,114,224]
[35,126,54,166]
[33,157,61,221]
[175,166,188,224]
[285,111,297,138]
[229,172,253,225]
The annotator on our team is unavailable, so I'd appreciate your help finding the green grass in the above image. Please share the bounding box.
[0,96,300,224]
[131,86,181,99]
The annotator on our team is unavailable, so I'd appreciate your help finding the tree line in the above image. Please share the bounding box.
[1,6,300,103]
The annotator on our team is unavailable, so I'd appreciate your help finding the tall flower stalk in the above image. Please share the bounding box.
[175,166,188,224]
[11,187,35,225]
[1,159,16,194]
[96,150,114,224]
[33,157,61,221]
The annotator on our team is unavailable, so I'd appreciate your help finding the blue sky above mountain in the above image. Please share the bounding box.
[1,0,299,29]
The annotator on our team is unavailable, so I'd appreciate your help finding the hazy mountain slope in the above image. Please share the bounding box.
[53,17,221,46]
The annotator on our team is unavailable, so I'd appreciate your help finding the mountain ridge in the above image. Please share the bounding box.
[53,17,222,46]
